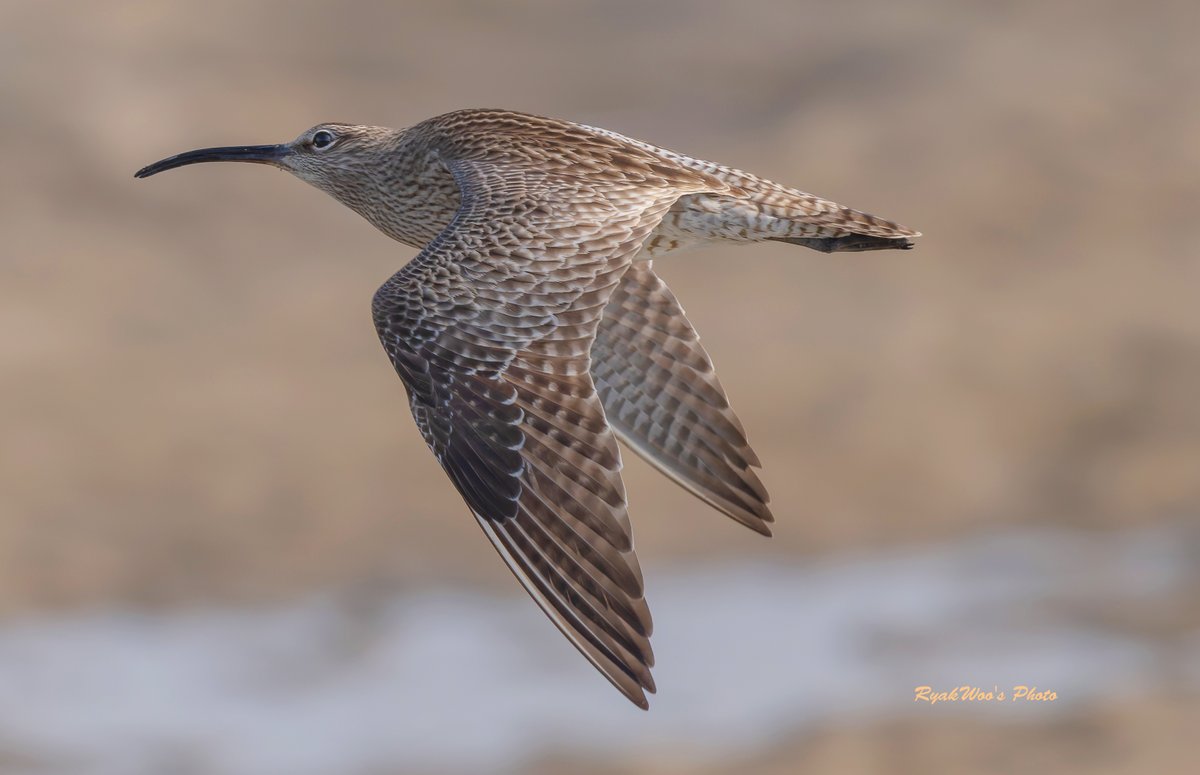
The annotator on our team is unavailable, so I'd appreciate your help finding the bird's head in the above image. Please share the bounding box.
[136,122,456,246]
[135,123,402,197]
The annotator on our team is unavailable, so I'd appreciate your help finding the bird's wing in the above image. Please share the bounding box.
[372,150,711,708]
[593,262,773,535]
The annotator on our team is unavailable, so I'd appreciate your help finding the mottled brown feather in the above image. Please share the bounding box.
[593,262,773,535]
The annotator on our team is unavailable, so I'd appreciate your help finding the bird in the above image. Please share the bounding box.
[135,108,918,709]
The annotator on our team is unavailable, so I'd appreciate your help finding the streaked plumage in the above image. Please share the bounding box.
[135,109,919,708]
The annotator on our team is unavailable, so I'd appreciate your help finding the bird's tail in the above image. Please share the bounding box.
[742,182,919,252]
[645,162,920,258]
[770,233,915,252]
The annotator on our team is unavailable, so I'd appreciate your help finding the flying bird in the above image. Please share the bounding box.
[136,109,919,708]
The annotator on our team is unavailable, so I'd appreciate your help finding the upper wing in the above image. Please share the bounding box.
[372,144,713,708]
[593,262,773,535]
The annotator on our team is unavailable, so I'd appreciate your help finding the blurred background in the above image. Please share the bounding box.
[2,0,1198,772]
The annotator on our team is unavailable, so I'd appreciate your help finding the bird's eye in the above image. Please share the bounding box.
[311,130,336,150]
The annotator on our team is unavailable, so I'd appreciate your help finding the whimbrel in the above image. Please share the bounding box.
[136,109,919,708]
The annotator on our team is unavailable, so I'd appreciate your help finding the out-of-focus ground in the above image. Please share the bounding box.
[1,0,1197,773]
[2,523,1196,775]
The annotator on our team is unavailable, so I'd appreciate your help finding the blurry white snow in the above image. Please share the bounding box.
[0,522,1196,775]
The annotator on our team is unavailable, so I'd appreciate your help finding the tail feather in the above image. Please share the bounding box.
[770,234,915,252]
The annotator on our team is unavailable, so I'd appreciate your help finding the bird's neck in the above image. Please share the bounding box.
[326,130,462,250]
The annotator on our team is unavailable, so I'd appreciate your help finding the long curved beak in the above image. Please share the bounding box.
[134,144,291,179]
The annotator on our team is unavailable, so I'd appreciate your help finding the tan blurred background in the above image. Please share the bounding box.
[1,0,1198,772]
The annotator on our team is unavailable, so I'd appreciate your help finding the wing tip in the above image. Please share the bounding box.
[622,672,656,710]
[745,519,774,538]
[721,495,775,537]
[471,508,662,710]
[700,482,776,537]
